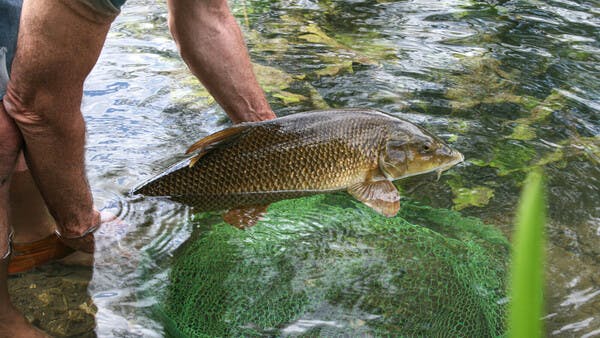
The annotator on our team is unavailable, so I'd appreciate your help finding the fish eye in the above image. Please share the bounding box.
[420,142,433,153]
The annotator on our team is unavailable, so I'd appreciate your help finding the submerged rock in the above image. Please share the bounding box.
[8,265,96,337]
[159,194,509,337]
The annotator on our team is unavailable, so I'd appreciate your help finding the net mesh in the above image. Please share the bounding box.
[159,194,509,337]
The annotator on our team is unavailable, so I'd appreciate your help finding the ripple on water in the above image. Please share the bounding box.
[22,0,595,336]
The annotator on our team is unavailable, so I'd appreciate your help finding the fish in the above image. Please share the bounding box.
[133,109,464,228]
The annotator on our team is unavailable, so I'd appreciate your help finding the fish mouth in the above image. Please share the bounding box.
[435,151,465,180]
[391,150,464,181]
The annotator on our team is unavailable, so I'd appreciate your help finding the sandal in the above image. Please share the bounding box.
[8,233,74,275]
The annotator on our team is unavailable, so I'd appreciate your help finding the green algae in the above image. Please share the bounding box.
[296,23,383,68]
[252,63,295,93]
[452,185,495,210]
[298,24,344,49]
[314,61,354,78]
[449,180,495,211]
[445,55,521,113]
[489,142,536,176]
[447,174,495,211]
[245,30,291,58]
[507,90,566,141]
[273,91,308,104]
[306,85,330,109]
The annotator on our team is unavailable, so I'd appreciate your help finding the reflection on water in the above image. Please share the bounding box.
[8,0,599,336]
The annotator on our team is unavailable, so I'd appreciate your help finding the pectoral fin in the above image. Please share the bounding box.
[348,180,400,217]
[223,204,269,229]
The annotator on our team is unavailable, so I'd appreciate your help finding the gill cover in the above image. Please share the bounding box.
[379,122,459,181]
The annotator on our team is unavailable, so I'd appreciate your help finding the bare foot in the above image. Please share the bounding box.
[0,305,50,338]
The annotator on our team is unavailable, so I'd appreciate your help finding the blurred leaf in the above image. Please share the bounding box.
[509,169,546,338]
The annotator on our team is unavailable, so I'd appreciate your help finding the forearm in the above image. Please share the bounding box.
[3,0,115,237]
[167,0,275,123]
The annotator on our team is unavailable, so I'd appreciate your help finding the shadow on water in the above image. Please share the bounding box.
[8,0,599,336]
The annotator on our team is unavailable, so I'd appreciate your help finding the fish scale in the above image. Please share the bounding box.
[133,109,463,218]
[134,110,389,210]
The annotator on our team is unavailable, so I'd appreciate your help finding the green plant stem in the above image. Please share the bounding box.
[509,169,546,338]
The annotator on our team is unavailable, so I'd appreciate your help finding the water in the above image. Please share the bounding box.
[10,0,600,336]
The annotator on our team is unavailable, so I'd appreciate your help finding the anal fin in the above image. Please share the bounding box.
[348,180,400,217]
[223,204,269,229]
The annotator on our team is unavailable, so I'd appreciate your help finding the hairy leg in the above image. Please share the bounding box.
[0,104,48,338]
[10,167,56,243]
[167,0,275,123]
[1,1,117,335]
[3,0,117,244]
[0,109,19,259]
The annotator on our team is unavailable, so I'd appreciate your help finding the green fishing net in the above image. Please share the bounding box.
[159,194,509,337]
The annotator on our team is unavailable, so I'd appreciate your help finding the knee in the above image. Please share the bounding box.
[3,78,85,136]
[2,85,49,132]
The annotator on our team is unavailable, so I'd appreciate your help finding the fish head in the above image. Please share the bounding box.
[379,122,464,180]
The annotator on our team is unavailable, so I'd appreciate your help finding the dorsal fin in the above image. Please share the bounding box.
[185,124,250,167]
[185,124,250,155]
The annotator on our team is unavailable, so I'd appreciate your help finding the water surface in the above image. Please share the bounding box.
[11,0,600,336]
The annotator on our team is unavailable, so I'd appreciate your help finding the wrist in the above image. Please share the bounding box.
[55,210,101,239]
[230,108,276,124]
[250,109,276,122]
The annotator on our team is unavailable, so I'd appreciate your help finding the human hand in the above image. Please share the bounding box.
[230,109,277,124]
[55,210,117,254]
